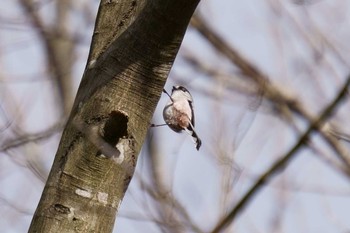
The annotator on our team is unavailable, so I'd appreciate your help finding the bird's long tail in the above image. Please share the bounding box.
[185,121,202,150]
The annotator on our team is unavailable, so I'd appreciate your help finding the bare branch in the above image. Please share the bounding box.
[0,121,64,152]
[191,13,350,171]
[211,75,350,233]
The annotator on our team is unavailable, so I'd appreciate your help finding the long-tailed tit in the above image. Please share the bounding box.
[162,86,202,150]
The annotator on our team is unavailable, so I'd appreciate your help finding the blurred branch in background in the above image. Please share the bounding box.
[211,75,350,233]
[1,121,64,152]
[1,0,350,233]
[136,132,204,233]
[0,0,88,231]
[191,13,350,174]
[19,0,75,116]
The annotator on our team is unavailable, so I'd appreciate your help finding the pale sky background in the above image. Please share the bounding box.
[1,0,350,233]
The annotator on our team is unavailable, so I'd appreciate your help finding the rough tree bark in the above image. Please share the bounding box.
[28,0,200,232]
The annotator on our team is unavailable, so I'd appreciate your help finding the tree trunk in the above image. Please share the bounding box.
[28,0,200,232]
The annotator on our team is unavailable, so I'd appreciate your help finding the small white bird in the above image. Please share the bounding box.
[162,86,202,150]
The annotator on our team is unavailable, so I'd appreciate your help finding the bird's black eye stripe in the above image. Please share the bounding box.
[173,85,189,93]
[179,86,188,92]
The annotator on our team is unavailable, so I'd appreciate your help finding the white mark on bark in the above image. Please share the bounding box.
[97,192,108,205]
[75,189,93,199]
[115,137,135,177]
[111,199,123,209]
[112,199,118,208]
[67,207,75,220]
[113,139,128,164]
[90,214,98,229]
[88,59,96,69]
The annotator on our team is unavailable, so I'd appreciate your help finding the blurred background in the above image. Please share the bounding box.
[1,0,350,232]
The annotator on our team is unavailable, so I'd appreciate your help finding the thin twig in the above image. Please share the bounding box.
[0,121,64,152]
[210,76,350,233]
[191,13,350,170]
